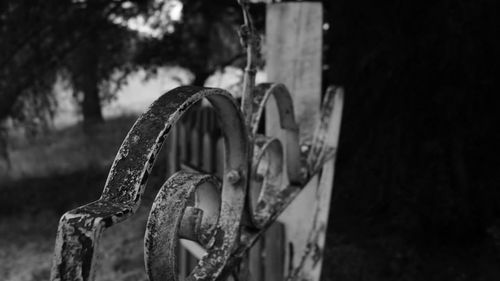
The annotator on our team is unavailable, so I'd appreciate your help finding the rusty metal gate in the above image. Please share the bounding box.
[49,2,344,281]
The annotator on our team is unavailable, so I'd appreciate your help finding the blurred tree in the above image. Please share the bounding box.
[0,0,265,130]
[0,0,266,165]
[0,0,155,165]
[0,0,152,127]
[61,0,143,127]
[134,0,265,87]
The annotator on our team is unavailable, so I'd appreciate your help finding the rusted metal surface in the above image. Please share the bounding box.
[161,85,343,281]
[250,83,302,185]
[288,86,344,280]
[50,84,343,280]
[50,86,249,281]
[248,135,283,228]
[306,86,344,175]
[50,83,343,281]
[144,171,221,281]
[239,0,260,128]
[51,3,343,280]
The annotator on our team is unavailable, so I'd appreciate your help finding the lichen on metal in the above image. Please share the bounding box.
[250,83,302,185]
[144,171,223,281]
[50,83,343,281]
[248,135,284,228]
[50,1,343,279]
[50,86,249,281]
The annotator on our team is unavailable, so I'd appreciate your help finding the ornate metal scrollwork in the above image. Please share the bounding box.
[144,171,222,281]
[50,87,249,281]
[50,1,343,280]
[50,82,343,281]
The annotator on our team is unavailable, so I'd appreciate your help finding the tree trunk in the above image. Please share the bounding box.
[81,75,103,127]
[74,34,104,129]
[0,123,10,174]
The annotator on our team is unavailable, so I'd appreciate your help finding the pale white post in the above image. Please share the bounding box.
[265,3,334,281]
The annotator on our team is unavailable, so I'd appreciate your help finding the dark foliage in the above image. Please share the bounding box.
[0,0,152,125]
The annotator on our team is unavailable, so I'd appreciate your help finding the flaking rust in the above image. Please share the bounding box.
[50,87,249,281]
[144,171,244,281]
[49,37,342,281]
[50,83,343,280]
[48,1,346,280]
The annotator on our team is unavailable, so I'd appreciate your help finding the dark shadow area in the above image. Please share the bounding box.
[321,0,500,280]
[0,167,107,216]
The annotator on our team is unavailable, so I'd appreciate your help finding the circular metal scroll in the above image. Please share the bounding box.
[144,171,221,281]
[251,83,302,185]
[248,135,284,228]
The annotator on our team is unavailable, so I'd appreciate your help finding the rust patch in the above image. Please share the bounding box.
[50,86,249,281]
[50,69,343,281]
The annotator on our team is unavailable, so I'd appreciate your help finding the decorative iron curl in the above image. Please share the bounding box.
[144,171,222,281]
[50,80,344,281]
[203,85,344,281]
[251,83,302,184]
[50,86,249,281]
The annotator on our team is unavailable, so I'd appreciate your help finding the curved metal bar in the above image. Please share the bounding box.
[306,86,344,174]
[287,86,344,280]
[214,86,345,280]
[250,83,302,184]
[50,86,249,281]
[248,135,284,228]
[250,83,297,135]
[144,171,220,281]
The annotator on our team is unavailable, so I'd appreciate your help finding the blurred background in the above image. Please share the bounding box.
[0,0,499,280]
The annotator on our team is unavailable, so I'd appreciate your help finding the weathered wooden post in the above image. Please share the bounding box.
[258,2,341,280]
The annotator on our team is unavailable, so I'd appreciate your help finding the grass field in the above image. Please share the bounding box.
[2,115,138,182]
